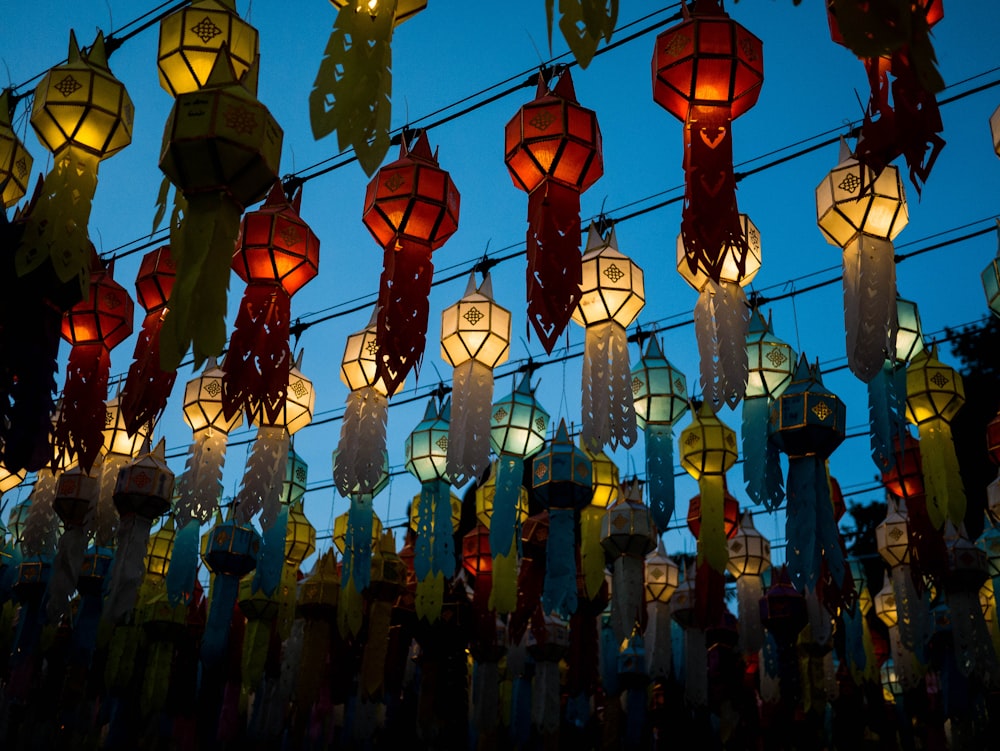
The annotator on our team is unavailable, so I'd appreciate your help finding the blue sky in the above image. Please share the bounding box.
[3,0,1000,569]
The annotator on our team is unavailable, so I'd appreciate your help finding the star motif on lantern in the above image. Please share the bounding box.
[684,432,701,448]
[739,38,758,61]
[930,372,950,388]
[105,410,114,427]
[295,466,307,482]
[631,376,643,395]
[535,463,548,480]
[812,401,833,421]
[529,109,555,130]
[838,173,861,193]
[15,158,27,178]
[289,379,308,397]
[765,348,788,367]
[435,435,449,451]
[223,104,257,135]
[365,340,379,356]
[603,263,625,282]
[889,527,904,542]
[191,17,222,43]
[104,292,122,309]
[534,416,546,432]
[204,379,222,397]
[463,306,483,325]
[493,407,508,421]
[132,471,151,488]
[55,74,82,97]
[384,173,406,192]
[280,225,302,246]
[663,33,690,57]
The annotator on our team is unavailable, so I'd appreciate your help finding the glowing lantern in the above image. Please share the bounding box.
[601,478,655,644]
[157,0,259,96]
[18,32,133,291]
[980,219,1000,319]
[222,183,319,425]
[631,335,689,531]
[742,307,795,510]
[816,138,908,382]
[310,0,427,175]
[404,395,454,622]
[685,484,740,541]
[0,90,32,208]
[47,461,102,621]
[362,130,460,394]
[905,344,965,529]
[726,510,770,654]
[158,50,283,370]
[441,271,511,486]
[505,67,603,353]
[54,258,134,473]
[653,0,762,340]
[572,223,644,450]
[119,245,177,436]
[769,355,849,597]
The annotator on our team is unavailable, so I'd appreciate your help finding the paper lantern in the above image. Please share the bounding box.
[981,219,1000,319]
[631,335,689,531]
[727,510,770,654]
[18,32,133,291]
[310,0,426,175]
[0,90,32,208]
[118,245,177,436]
[644,537,678,681]
[685,485,740,542]
[905,345,965,529]
[157,0,259,96]
[505,67,603,353]
[158,50,283,370]
[816,139,908,382]
[988,409,1000,526]
[54,258,134,473]
[222,183,319,426]
[769,355,848,596]
[654,0,762,325]
[47,461,102,622]
[572,223,644,451]
[441,271,511,486]
[200,515,261,666]
[742,306,795,510]
[363,130,460,394]
[404,395,454,622]
[601,478,655,644]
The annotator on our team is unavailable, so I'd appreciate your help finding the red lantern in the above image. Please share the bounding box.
[55,256,134,472]
[653,0,762,284]
[118,246,177,436]
[686,486,740,541]
[881,432,924,500]
[504,67,603,353]
[362,130,460,395]
[222,182,319,424]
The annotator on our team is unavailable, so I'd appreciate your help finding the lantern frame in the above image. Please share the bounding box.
[631,336,689,430]
[490,373,550,458]
[440,273,511,369]
[183,358,244,433]
[745,307,795,399]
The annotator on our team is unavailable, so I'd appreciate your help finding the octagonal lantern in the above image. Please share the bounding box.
[441,272,511,370]
[644,537,680,604]
[0,90,32,208]
[676,214,761,292]
[183,357,244,434]
[726,510,770,578]
[572,225,645,329]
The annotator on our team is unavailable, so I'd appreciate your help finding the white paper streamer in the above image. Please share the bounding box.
[47,526,88,621]
[234,425,289,529]
[334,386,389,496]
[645,600,673,680]
[20,469,60,556]
[447,359,494,486]
[96,453,131,546]
[805,587,834,649]
[103,512,155,622]
[175,427,230,524]
[531,659,561,733]
[842,234,897,383]
[736,574,765,655]
[611,556,644,646]
[581,320,637,451]
[694,280,749,411]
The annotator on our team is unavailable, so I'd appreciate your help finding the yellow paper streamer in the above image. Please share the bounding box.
[360,598,393,699]
[917,419,966,528]
[698,475,729,574]
[415,570,444,623]
[338,579,365,639]
[578,504,606,600]
[489,537,518,615]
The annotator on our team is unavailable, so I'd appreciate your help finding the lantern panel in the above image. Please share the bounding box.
[745,316,794,400]
[285,500,316,566]
[104,397,150,457]
[0,95,33,208]
[253,366,315,433]
[490,382,549,457]
[876,506,911,567]
[440,294,511,369]
[134,246,176,313]
[631,344,689,429]
[573,247,645,328]
[905,354,965,425]
[461,523,493,578]
[679,410,738,479]
[644,551,680,603]
[145,520,176,579]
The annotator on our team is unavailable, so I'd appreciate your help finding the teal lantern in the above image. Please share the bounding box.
[769,355,848,597]
[200,515,261,666]
[982,219,1000,319]
[532,419,591,617]
[631,335,688,531]
[488,371,549,614]
[742,307,795,510]
[405,394,453,622]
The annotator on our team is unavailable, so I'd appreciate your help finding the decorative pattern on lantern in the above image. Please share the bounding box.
[441,271,511,487]
[727,510,771,655]
[222,182,319,426]
[601,478,655,644]
[489,372,549,614]
[768,355,848,596]
[631,335,689,532]
[404,394,454,622]
[816,138,908,382]
[505,67,603,353]
[362,130,460,394]
[742,307,795,510]
[157,0,259,96]
[0,90,32,208]
[55,258,134,473]
[18,32,133,291]
[310,0,427,175]
[572,223,644,451]
[119,245,177,437]
[158,50,283,371]
[653,0,762,327]
[905,344,965,529]
[533,419,592,618]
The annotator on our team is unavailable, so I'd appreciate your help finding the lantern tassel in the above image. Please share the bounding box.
[694,280,749,412]
[696,475,728,574]
[843,234,897,383]
[119,309,178,436]
[166,518,200,605]
[531,659,561,734]
[375,241,434,395]
[578,505,606,600]
[645,424,676,531]
[950,589,1000,682]
[53,343,109,472]
[253,504,289,598]
[95,453,129,546]
[645,600,672,681]
[334,387,389,497]
[104,513,156,623]
[743,395,784,510]
[360,599,393,700]
[582,320,637,451]
[233,425,290,531]
[140,639,175,719]
[489,456,524,614]
[490,536,519,616]
[526,182,584,353]
[175,428,229,526]
[888,623,924,691]
[786,456,819,591]
[610,556,643,645]
[736,574,765,655]
[344,493,374,593]
[19,469,60,556]
[917,420,966,529]
[160,192,242,371]
[202,575,240,668]
[542,507,578,618]
[891,564,928,656]
[842,604,869,681]
[47,524,89,622]
[867,360,908,472]
[447,360,494,487]
[221,285,291,425]
[414,479,451,622]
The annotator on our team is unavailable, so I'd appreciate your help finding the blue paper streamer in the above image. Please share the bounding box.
[600,618,620,695]
[625,687,647,747]
[490,456,524,562]
[744,397,784,510]
[786,456,818,590]
[645,424,675,531]
[868,362,911,473]
[432,479,455,578]
[344,493,374,591]
[166,519,200,605]
[841,605,867,673]
[542,508,577,617]
[814,459,846,588]
[511,674,532,747]
[253,504,288,597]
[201,573,240,667]
[762,629,781,678]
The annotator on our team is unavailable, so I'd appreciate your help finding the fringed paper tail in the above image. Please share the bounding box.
[175,428,228,525]
[489,536,518,616]
[447,360,493,487]
[104,513,156,622]
[610,556,643,645]
[54,343,110,472]
[743,396,784,509]
[786,456,820,592]
[334,387,389,496]
[531,659,561,734]
[541,507,578,618]
[490,455,524,578]
[166,518,200,605]
[683,627,708,708]
[19,469,60,556]
[359,599,393,700]
[645,424,675,531]
[736,574,765,655]
[344,493,374,592]
[887,623,924,691]
[472,659,500,736]
[892,564,927,656]
[645,601,672,681]
[233,425,289,530]
[696,475,728,574]
[581,320,637,451]
[917,419,966,529]
[95,453,128,546]
[201,574,239,667]
[694,281,749,412]
[119,310,177,435]
[868,361,909,472]
[950,589,1000,685]
[375,241,434,395]
[46,525,88,622]
[842,234,897,383]
[253,504,289,597]
[578,505,605,600]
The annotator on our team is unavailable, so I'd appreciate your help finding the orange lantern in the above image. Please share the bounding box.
[362,129,459,395]
[222,182,319,425]
[504,67,603,353]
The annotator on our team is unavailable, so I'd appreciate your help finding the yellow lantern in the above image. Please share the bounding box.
[157,0,260,96]
[332,510,384,554]
[145,516,177,581]
[18,32,133,291]
[474,459,530,528]
[409,491,461,534]
[0,463,26,495]
[441,271,511,486]
[0,90,32,208]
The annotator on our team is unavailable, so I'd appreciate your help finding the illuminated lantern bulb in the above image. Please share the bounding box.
[726,510,770,654]
[441,271,511,486]
[0,90,32,208]
[572,223,644,451]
